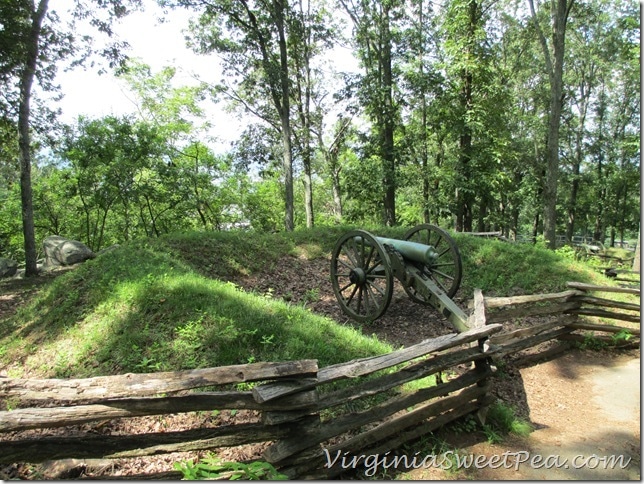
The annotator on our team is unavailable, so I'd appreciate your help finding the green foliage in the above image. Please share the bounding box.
[612,329,632,344]
[450,414,478,435]
[578,333,609,351]
[484,402,533,442]
[174,454,287,480]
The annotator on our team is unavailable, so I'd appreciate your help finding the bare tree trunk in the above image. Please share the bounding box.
[294,0,314,228]
[331,169,343,222]
[18,0,49,276]
[455,0,478,233]
[418,0,430,225]
[275,0,294,231]
[302,173,313,227]
[633,230,640,273]
[528,0,575,249]
[381,4,396,227]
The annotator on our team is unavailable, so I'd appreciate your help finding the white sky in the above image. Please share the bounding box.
[52,1,359,151]
[54,1,243,149]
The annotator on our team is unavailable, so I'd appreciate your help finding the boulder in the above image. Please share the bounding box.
[0,258,17,278]
[43,236,95,267]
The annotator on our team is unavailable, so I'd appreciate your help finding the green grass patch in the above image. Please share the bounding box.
[453,234,614,295]
[483,401,533,443]
[1,237,391,378]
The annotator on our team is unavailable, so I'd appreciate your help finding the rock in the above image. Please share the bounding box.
[43,235,95,267]
[0,258,17,278]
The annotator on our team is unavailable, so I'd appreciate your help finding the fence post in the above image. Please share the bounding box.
[469,288,493,424]
[256,376,322,478]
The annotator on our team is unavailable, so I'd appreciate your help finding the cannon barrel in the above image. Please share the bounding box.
[374,236,438,266]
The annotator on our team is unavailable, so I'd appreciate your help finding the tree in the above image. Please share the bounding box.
[289,0,334,228]
[176,0,297,231]
[340,0,403,226]
[0,0,137,275]
[315,115,354,223]
[60,116,166,249]
[527,0,575,248]
[17,0,49,276]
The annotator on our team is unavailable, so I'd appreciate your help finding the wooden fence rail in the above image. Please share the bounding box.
[472,281,640,362]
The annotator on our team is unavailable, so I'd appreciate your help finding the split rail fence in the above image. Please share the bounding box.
[0,325,500,479]
[479,281,640,364]
[0,281,639,479]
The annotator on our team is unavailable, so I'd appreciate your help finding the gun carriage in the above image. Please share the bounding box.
[330,224,470,333]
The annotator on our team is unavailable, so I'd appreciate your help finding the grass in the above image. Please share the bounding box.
[483,401,534,442]
[0,226,631,379]
[0,235,391,378]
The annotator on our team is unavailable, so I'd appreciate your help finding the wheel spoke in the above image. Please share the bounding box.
[345,284,359,306]
[367,279,386,297]
[432,261,456,269]
[341,245,358,268]
[430,267,455,279]
[436,247,451,259]
[337,257,355,271]
[364,284,378,313]
[431,276,449,294]
[360,238,368,269]
[335,272,352,279]
[364,244,375,271]
[355,286,363,314]
[362,285,372,315]
[338,281,354,293]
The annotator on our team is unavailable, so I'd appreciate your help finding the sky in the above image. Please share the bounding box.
[54,1,242,148]
[53,1,359,152]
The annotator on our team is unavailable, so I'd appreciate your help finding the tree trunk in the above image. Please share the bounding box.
[381,4,396,227]
[566,156,580,242]
[532,212,540,243]
[510,206,519,241]
[566,55,593,243]
[18,0,49,276]
[274,0,294,231]
[418,0,430,225]
[528,0,574,249]
[302,172,313,228]
[295,0,314,228]
[455,0,478,233]
[633,230,640,273]
[331,168,343,223]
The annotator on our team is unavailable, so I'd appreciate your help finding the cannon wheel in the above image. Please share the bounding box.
[330,230,394,322]
[403,224,463,301]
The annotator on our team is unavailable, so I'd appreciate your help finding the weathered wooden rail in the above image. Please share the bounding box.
[0,325,500,479]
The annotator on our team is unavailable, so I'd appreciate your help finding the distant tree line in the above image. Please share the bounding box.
[0,0,639,268]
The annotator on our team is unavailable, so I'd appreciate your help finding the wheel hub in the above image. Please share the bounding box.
[349,267,366,286]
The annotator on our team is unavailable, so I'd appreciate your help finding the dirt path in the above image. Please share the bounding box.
[426,351,641,480]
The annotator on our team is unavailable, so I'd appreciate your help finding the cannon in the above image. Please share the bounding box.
[330,224,470,332]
